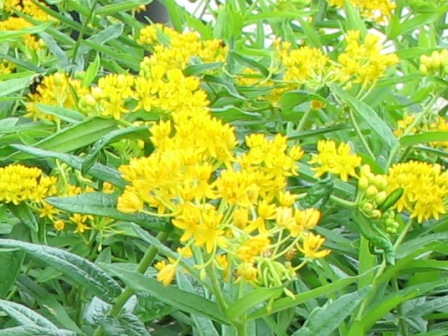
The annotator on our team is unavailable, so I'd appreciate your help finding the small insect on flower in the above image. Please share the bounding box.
[29,75,45,95]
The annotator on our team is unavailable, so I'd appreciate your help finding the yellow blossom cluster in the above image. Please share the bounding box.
[276,41,329,90]
[0,17,41,50]
[0,60,16,75]
[3,0,53,21]
[0,164,56,205]
[326,0,395,24]
[337,31,399,86]
[394,114,448,151]
[117,108,330,287]
[386,161,448,223]
[419,50,448,78]
[309,140,362,181]
[26,73,89,121]
[137,24,228,71]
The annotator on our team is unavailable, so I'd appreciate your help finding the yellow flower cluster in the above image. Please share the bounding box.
[118,108,330,287]
[386,161,448,223]
[337,31,399,86]
[394,114,448,151]
[0,17,41,50]
[137,24,228,71]
[0,60,16,76]
[326,0,395,23]
[3,0,53,21]
[276,41,329,90]
[309,140,362,181]
[26,73,89,121]
[0,164,56,205]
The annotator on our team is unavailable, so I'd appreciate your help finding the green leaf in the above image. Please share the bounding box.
[100,313,151,336]
[248,271,373,320]
[83,54,101,87]
[7,203,38,232]
[10,144,125,188]
[0,240,123,303]
[177,272,220,336]
[81,126,150,173]
[95,1,149,15]
[0,326,75,336]
[332,85,398,149]
[0,250,24,299]
[16,276,82,333]
[291,288,369,336]
[113,270,229,325]
[0,299,58,329]
[358,279,447,331]
[45,193,169,231]
[229,51,269,76]
[0,75,34,98]
[399,131,448,147]
[34,104,86,124]
[183,62,225,77]
[8,118,118,160]
[226,287,284,322]
[407,296,448,317]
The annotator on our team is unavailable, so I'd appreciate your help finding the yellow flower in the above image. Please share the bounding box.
[295,208,321,230]
[236,236,271,263]
[326,0,395,23]
[53,220,65,231]
[298,233,331,259]
[117,189,144,214]
[155,261,176,286]
[387,161,448,223]
[236,263,258,282]
[0,165,56,204]
[38,202,60,220]
[309,140,361,181]
[336,31,399,85]
[70,214,92,233]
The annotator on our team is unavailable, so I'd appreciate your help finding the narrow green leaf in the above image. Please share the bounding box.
[0,299,58,329]
[95,1,149,15]
[16,276,82,333]
[7,203,38,232]
[177,272,220,336]
[10,144,125,188]
[34,104,86,124]
[183,62,225,77]
[248,270,373,320]
[399,131,448,146]
[359,279,447,331]
[229,51,269,76]
[114,270,229,324]
[226,287,284,322]
[8,118,118,160]
[292,288,369,336]
[407,296,448,317]
[0,251,24,299]
[45,193,169,231]
[100,313,150,336]
[0,240,123,303]
[332,85,397,149]
[81,126,149,173]
[0,326,75,336]
[0,76,34,98]
[83,54,101,87]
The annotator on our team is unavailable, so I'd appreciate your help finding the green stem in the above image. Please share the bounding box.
[330,195,356,208]
[353,219,413,322]
[348,107,375,160]
[207,263,228,311]
[385,94,438,170]
[93,229,171,336]
[71,0,99,63]
[296,107,313,133]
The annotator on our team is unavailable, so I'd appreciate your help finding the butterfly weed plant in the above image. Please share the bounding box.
[0,0,447,335]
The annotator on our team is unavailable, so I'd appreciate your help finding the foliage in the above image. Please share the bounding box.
[0,0,447,335]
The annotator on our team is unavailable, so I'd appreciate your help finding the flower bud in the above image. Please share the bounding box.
[366,185,378,198]
[375,191,388,205]
[358,176,369,190]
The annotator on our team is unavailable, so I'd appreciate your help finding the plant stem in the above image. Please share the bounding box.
[93,229,171,336]
[207,263,228,311]
[348,107,375,160]
[296,107,313,133]
[330,195,356,208]
[71,0,99,64]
